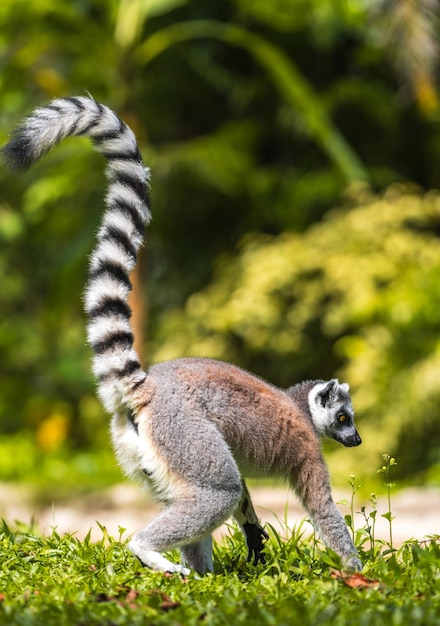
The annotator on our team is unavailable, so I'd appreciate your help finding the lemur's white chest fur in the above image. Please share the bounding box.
[111,413,177,503]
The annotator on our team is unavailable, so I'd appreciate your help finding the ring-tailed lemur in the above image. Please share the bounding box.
[3,96,362,575]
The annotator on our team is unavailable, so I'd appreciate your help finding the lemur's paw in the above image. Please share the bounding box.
[344,555,363,572]
[244,522,269,566]
[129,541,191,576]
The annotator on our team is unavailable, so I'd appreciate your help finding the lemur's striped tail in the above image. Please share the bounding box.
[3,96,151,414]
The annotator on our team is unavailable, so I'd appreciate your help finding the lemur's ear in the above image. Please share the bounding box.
[340,382,350,393]
[317,379,337,406]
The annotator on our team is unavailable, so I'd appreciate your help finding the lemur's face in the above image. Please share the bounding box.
[309,380,362,447]
[327,401,361,448]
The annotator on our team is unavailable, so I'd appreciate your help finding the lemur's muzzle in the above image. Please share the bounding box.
[345,430,362,447]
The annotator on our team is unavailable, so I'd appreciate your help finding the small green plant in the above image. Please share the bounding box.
[338,454,399,559]
[377,453,398,550]
[347,474,360,543]
[359,492,378,557]
[338,474,361,544]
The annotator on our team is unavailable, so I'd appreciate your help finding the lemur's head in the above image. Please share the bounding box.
[308,379,361,447]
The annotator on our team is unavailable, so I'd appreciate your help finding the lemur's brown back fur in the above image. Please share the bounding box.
[143,358,320,477]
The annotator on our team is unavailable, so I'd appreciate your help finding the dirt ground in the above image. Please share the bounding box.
[1,482,438,547]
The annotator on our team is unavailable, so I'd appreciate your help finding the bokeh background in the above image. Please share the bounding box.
[1,0,440,499]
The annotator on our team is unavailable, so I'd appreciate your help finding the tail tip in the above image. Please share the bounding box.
[2,132,35,172]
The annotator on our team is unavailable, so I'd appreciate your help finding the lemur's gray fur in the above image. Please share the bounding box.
[3,96,362,575]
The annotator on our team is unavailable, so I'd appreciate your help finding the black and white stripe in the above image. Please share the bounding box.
[3,96,151,413]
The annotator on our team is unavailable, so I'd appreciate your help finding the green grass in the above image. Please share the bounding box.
[0,517,439,626]
[0,456,439,625]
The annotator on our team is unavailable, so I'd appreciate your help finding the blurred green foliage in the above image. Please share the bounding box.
[0,432,121,500]
[1,0,440,484]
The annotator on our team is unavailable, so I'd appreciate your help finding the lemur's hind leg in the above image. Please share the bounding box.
[129,483,242,575]
[233,480,268,565]
[180,535,213,574]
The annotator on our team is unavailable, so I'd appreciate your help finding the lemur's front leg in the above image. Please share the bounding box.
[233,480,268,565]
[293,458,362,571]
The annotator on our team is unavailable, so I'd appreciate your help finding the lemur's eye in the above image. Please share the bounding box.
[338,414,346,423]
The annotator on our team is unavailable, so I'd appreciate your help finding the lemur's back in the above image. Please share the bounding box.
[144,357,319,477]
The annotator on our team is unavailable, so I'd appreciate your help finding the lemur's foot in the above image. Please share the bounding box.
[244,522,269,565]
[129,540,191,576]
